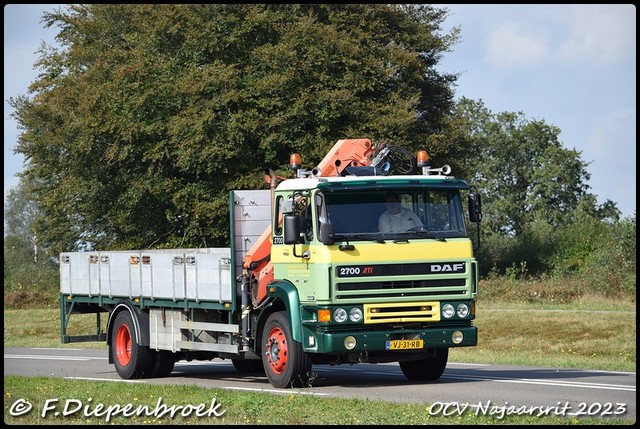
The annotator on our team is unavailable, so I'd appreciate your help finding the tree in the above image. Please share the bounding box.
[9,4,460,255]
[452,97,619,238]
[4,183,42,262]
[4,182,59,301]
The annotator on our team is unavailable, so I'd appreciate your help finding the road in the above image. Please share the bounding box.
[4,347,635,422]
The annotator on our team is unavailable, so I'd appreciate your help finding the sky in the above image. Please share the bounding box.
[4,4,637,219]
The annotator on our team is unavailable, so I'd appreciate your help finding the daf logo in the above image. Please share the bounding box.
[431,263,465,273]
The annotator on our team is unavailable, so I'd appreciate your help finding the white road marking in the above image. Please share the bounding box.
[441,374,636,392]
[64,376,143,383]
[5,352,635,393]
[223,386,330,396]
[4,354,107,361]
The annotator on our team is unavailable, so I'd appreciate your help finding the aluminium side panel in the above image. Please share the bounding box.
[147,252,182,300]
[60,248,233,303]
[60,252,91,295]
[232,190,272,278]
[184,248,232,302]
[99,251,140,297]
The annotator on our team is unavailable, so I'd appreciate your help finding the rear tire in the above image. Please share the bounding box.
[262,311,312,388]
[399,348,448,381]
[111,311,154,379]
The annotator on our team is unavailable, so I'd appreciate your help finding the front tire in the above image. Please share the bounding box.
[262,311,312,388]
[399,348,448,381]
[111,311,154,379]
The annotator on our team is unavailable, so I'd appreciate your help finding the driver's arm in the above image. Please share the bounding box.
[410,210,423,228]
[378,213,393,233]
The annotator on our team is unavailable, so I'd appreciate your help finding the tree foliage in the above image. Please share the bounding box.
[4,182,40,252]
[446,98,631,283]
[451,97,620,238]
[4,183,58,304]
[10,4,459,255]
[5,5,634,301]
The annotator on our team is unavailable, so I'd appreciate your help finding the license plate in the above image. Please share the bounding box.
[386,339,424,350]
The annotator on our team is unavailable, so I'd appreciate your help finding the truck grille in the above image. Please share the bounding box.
[363,301,441,324]
[336,278,467,300]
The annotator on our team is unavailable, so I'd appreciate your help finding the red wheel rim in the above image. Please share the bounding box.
[265,326,288,374]
[115,323,132,366]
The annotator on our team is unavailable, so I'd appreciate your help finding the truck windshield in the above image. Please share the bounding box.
[322,188,467,241]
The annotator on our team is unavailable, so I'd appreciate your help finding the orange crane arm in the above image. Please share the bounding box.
[242,139,376,307]
[314,138,375,177]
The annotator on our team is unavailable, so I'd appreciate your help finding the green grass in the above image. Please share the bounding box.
[4,305,636,372]
[3,280,636,425]
[4,308,108,349]
[450,303,636,372]
[6,292,635,372]
[3,376,634,425]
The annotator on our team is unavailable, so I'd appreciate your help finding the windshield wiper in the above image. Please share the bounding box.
[411,230,446,242]
[335,233,386,244]
[391,230,446,242]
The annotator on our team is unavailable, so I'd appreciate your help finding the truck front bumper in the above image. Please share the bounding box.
[304,325,477,354]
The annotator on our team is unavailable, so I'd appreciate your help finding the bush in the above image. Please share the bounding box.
[4,235,59,308]
[3,261,59,308]
[476,213,636,299]
[476,219,557,277]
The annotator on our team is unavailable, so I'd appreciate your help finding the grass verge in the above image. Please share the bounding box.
[4,295,636,371]
[4,376,634,425]
[3,288,636,425]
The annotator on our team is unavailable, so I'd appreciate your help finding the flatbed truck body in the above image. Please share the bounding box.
[60,139,482,388]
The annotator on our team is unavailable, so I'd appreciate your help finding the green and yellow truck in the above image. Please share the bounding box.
[60,138,482,388]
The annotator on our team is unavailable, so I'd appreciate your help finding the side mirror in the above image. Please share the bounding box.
[284,215,302,244]
[468,193,482,223]
[318,221,335,245]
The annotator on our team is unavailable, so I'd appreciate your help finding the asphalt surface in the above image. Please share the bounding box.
[4,347,636,423]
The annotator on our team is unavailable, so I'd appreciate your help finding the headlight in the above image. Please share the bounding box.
[442,303,454,318]
[349,307,363,323]
[344,336,357,350]
[456,303,469,318]
[333,308,348,323]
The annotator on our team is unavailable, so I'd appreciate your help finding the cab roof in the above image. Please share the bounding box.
[275,175,469,192]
